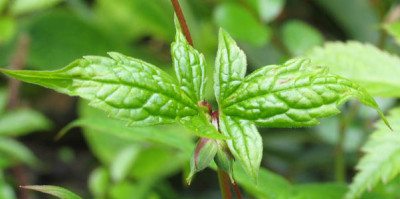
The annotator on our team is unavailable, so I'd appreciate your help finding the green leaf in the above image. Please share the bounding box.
[0,137,37,167]
[10,0,62,16]
[282,20,323,55]
[234,165,291,199]
[214,29,247,105]
[21,185,82,199]
[214,2,271,46]
[172,16,206,103]
[345,107,400,199]
[0,108,52,136]
[221,58,390,128]
[0,52,198,127]
[252,0,285,23]
[26,10,129,70]
[0,17,16,44]
[384,22,400,46]
[0,182,16,199]
[88,167,110,198]
[110,146,140,182]
[219,114,262,182]
[306,41,400,97]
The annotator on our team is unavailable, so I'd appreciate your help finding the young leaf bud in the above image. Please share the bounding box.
[186,138,218,184]
[214,139,235,183]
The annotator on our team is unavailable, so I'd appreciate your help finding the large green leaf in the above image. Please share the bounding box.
[214,29,247,105]
[219,114,262,182]
[0,108,52,136]
[172,17,206,103]
[21,185,82,199]
[214,2,271,46]
[345,107,400,199]
[1,52,197,127]
[221,58,389,128]
[306,41,400,97]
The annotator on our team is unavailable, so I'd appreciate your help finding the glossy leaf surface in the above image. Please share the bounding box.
[172,17,206,103]
[219,114,262,182]
[214,29,247,105]
[1,52,197,127]
[221,58,389,128]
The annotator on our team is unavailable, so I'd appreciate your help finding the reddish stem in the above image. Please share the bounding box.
[218,169,233,199]
[170,0,193,46]
[232,182,243,199]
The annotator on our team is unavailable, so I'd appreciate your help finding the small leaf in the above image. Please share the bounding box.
[0,108,52,136]
[221,58,390,129]
[88,167,110,198]
[172,16,206,103]
[219,114,262,182]
[0,52,198,127]
[214,29,247,105]
[258,0,285,23]
[214,2,271,46]
[345,107,400,199]
[10,0,62,16]
[0,137,37,167]
[385,22,400,46]
[282,20,323,55]
[0,182,16,199]
[21,185,82,199]
[306,41,400,97]
[110,146,140,183]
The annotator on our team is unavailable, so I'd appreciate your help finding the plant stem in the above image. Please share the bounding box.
[170,2,237,198]
[217,168,233,199]
[7,33,31,199]
[334,102,360,182]
[232,182,243,199]
[170,0,193,46]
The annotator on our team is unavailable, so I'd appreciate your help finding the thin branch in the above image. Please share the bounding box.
[7,33,30,109]
[171,0,193,46]
[6,33,31,199]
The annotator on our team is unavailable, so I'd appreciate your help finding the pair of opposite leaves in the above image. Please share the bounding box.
[0,18,390,183]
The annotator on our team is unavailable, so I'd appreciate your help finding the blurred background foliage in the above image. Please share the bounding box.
[0,0,400,198]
